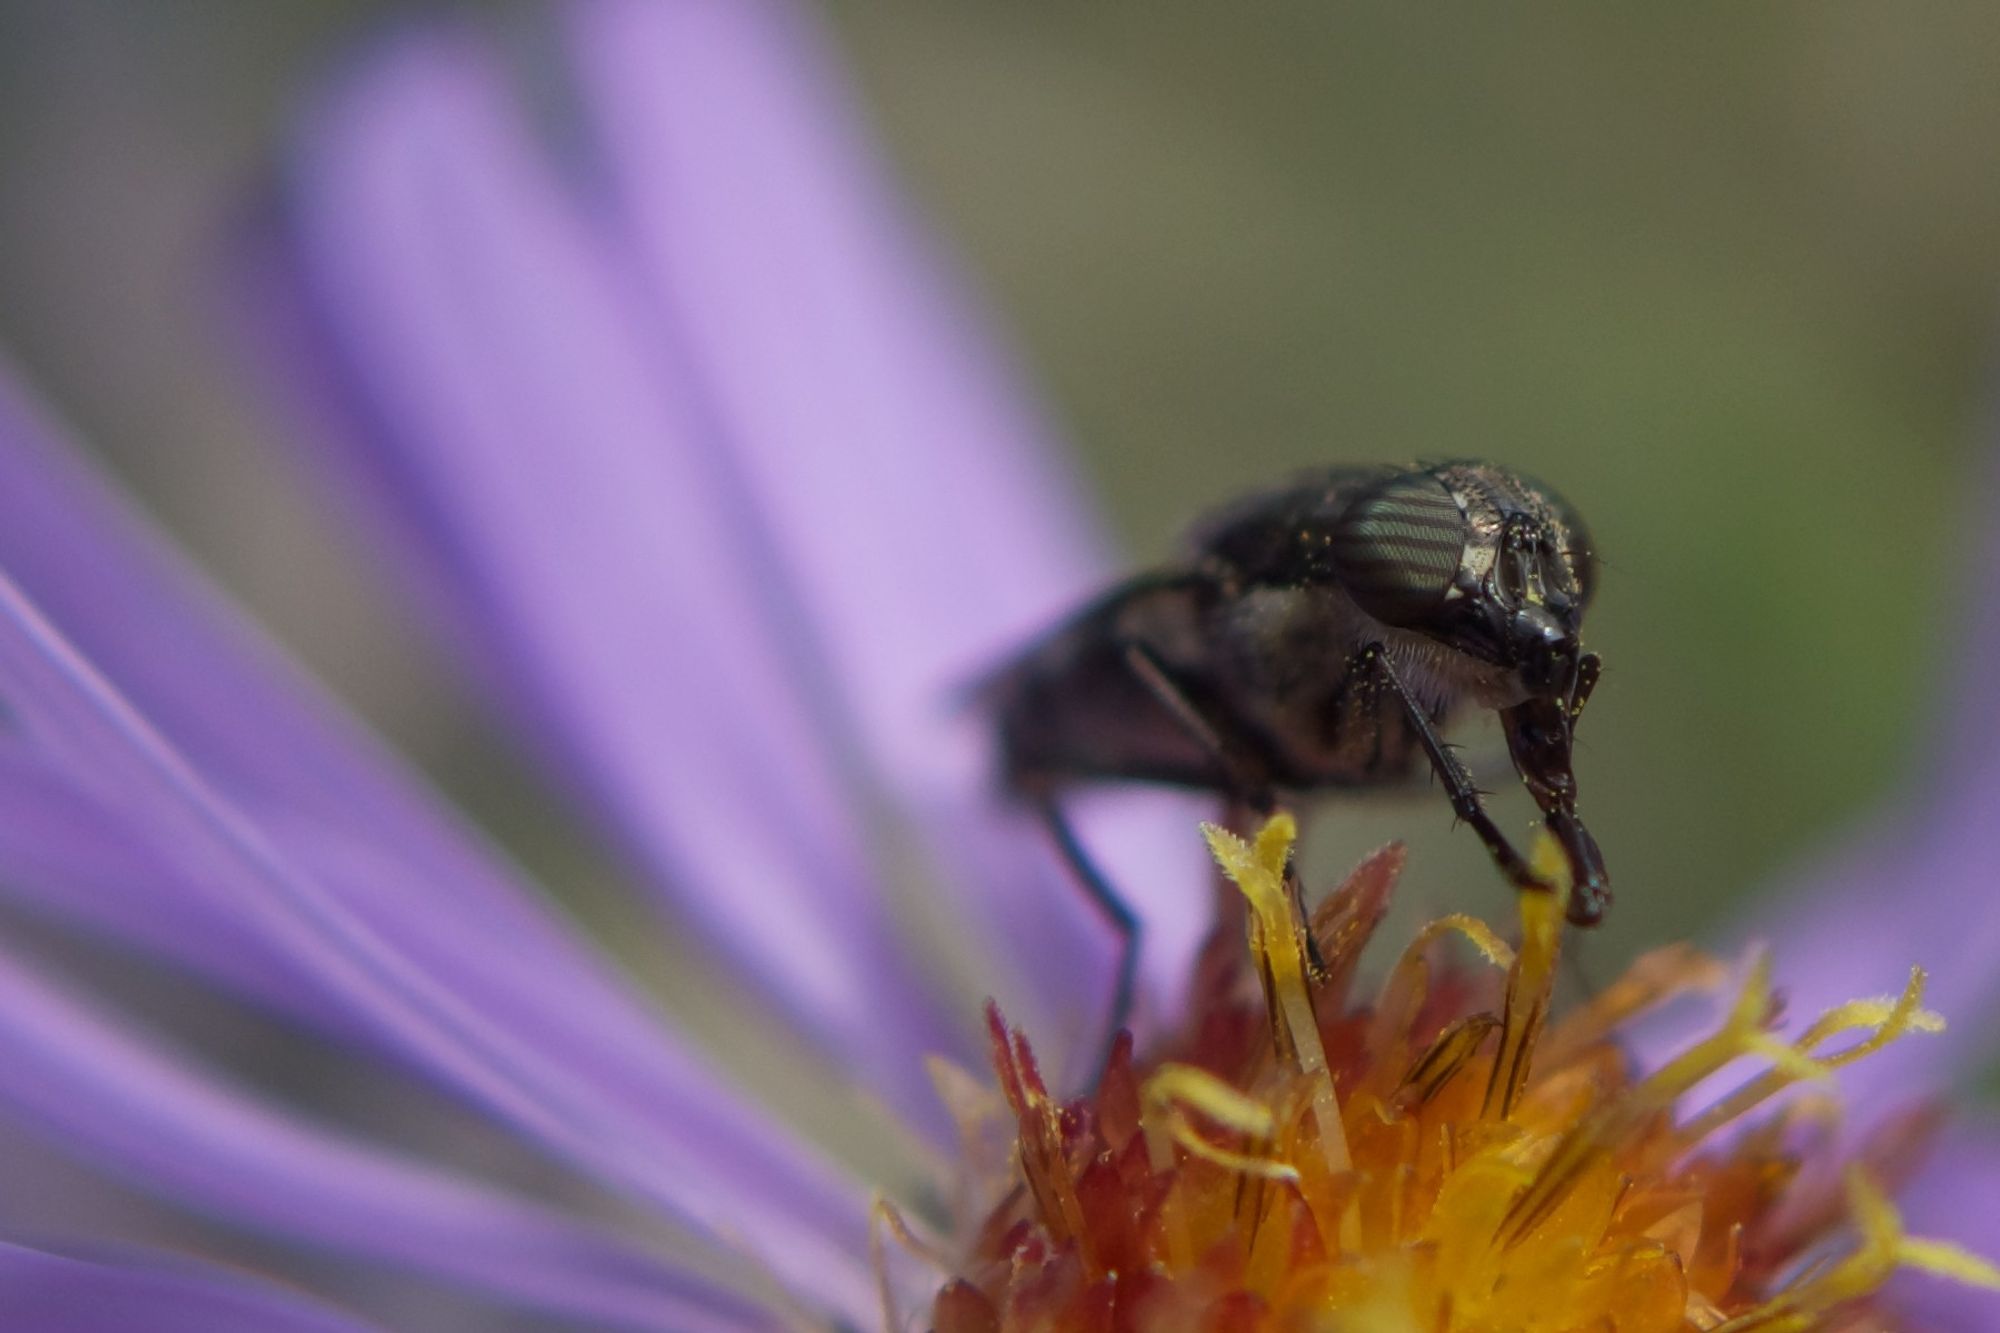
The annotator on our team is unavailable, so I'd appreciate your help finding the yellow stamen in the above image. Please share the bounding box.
[1716,1171,2000,1331]
[1202,816,1352,1177]
[1202,816,1364,1257]
[1410,913,1518,970]
[1483,833,1566,1120]
[1142,1063,1299,1182]
[936,818,1990,1333]
[1678,967,1945,1148]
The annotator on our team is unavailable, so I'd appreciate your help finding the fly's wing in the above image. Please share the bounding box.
[1186,464,1397,585]
[986,570,1241,792]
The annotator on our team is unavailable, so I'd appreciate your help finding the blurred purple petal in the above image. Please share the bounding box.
[1732,823,2000,1122]
[0,536,873,1320]
[0,940,761,1332]
[0,1242,380,1333]
[569,0,1210,1060]
[0,376,579,969]
[572,0,1111,768]
[1717,449,2000,1116]
[0,370,863,1213]
[0,358,872,1231]
[1883,1117,2000,1328]
[242,23,971,1130]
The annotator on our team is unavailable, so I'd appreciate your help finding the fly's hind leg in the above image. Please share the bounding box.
[1023,639,1267,1068]
[1031,790,1141,1073]
[1031,638,1322,1072]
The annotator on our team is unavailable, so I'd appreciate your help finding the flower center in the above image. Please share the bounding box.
[913,816,2000,1332]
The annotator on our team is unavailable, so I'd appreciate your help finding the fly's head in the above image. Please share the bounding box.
[1324,460,1609,922]
[1325,462,1596,703]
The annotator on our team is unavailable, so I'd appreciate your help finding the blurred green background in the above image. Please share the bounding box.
[0,1,1995,967]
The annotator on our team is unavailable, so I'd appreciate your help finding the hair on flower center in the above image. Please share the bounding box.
[888,816,2000,1332]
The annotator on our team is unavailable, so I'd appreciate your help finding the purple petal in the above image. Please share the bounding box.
[572,0,1113,768]
[1931,442,2000,797]
[1731,820,2000,1122]
[0,1242,381,1333]
[569,0,1210,1061]
[0,477,875,1320]
[0,940,762,1331]
[0,378,573,964]
[1717,447,2000,1115]
[240,24,971,1129]
[0,371,860,1233]
[1882,1117,2000,1328]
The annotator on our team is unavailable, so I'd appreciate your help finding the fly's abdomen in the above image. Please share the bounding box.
[991,573,1240,792]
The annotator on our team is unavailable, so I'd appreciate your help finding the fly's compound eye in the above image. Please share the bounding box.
[1550,496,1596,607]
[1328,473,1469,626]
[1529,482,1596,608]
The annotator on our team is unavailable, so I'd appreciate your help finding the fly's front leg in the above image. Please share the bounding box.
[1353,643,1554,901]
[1500,698,1611,927]
[1121,642,1327,975]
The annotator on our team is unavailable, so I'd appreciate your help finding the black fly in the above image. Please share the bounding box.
[987,461,1607,1035]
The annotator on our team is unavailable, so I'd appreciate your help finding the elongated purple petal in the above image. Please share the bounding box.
[0,371,865,1218]
[0,377,563,957]
[0,1242,381,1333]
[0,939,762,1331]
[1931,439,2000,798]
[0,360,874,1214]
[1883,1118,2000,1327]
[573,0,1112,770]
[569,0,1210,1061]
[1728,820,2000,1122]
[0,511,875,1321]
[242,25,974,1130]
[1715,447,2000,1115]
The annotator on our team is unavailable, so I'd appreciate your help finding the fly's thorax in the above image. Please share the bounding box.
[1391,628,1530,714]
[1209,582,1508,731]
[1203,583,1371,726]
[1175,461,1600,722]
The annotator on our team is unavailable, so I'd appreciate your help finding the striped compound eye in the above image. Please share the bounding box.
[1328,473,1469,626]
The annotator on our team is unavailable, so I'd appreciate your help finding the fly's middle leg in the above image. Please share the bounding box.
[1121,642,1326,976]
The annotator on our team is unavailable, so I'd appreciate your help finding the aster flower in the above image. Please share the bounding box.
[0,0,1992,1329]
